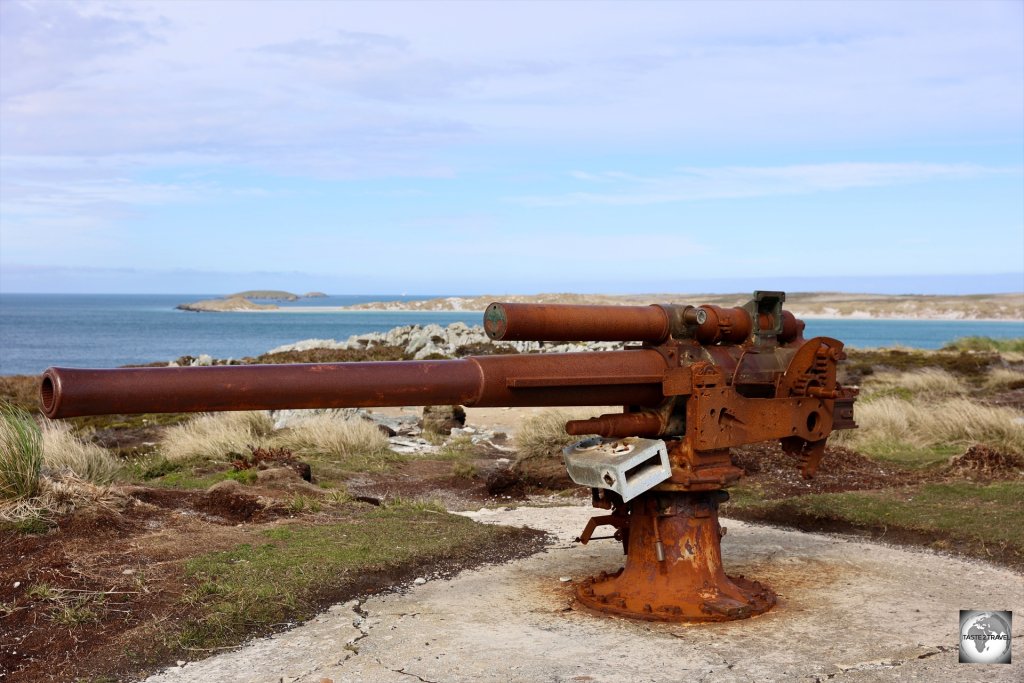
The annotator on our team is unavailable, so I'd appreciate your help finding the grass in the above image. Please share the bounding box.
[984,367,1024,391]
[271,412,402,475]
[437,435,476,460]
[272,412,389,458]
[25,583,105,627]
[728,481,1024,567]
[174,503,524,649]
[831,396,1024,464]
[942,337,1024,353]
[514,409,594,462]
[160,411,275,463]
[843,347,999,379]
[41,420,121,484]
[860,368,967,399]
[0,402,43,500]
[150,467,258,489]
[0,375,42,413]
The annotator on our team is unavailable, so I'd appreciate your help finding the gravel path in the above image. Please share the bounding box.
[145,506,1022,683]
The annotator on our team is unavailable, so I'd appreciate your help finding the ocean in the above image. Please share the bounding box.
[1,293,1022,376]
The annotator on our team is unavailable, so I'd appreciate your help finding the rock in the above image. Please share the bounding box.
[421,405,467,435]
[486,467,525,497]
[207,479,246,495]
[256,467,301,484]
[389,437,439,455]
[413,577,427,585]
[292,461,313,482]
[262,322,625,363]
[513,455,574,490]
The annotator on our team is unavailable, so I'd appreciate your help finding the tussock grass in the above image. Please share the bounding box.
[0,403,43,500]
[41,421,121,484]
[985,367,1024,391]
[272,412,390,460]
[160,411,275,463]
[0,474,122,531]
[861,368,968,400]
[831,396,1024,459]
[943,336,1024,353]
[514,409,594,462]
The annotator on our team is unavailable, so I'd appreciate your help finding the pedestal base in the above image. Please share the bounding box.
[574,491,775,622]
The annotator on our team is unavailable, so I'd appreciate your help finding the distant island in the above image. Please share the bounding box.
[177,290,328,312]
[176,291,1024,320]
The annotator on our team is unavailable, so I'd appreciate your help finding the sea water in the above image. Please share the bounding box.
[1,293,1022,375]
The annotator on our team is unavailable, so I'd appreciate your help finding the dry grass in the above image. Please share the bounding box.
[831,396,1024,456]
[41,421,121,484]
[0,403,43,500]
[861,368,967,399]
[0,474,122,528]
[984,367,1024,391]
[514,409,595,462]
[160,411,275,463]
[272,412,389,459]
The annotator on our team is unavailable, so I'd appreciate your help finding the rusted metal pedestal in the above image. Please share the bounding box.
[575,490,776,622]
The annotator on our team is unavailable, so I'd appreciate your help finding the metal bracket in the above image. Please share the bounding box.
[562,437,671,502]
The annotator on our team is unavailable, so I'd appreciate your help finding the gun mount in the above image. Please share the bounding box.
[41,290,856,622]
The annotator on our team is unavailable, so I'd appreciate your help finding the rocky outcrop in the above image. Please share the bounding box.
[267,322,622,360]
[421,405,467,436]
[303,291,328,298]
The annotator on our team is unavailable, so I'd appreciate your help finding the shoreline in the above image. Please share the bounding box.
[216,306,1024,323]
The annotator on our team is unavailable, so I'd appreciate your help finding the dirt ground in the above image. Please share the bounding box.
[3,405,1022,682]
[140,505,1023,683]
[0,456,543,682]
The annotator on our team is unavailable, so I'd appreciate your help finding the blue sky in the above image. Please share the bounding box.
[1,0,1022,295]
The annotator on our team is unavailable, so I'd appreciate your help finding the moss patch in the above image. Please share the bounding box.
[726,481,1024,569]
[175,503,543,649]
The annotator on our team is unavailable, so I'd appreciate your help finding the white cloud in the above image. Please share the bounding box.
[515,163,1019,206]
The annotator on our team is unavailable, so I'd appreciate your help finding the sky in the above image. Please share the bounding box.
[1,0,1022,295]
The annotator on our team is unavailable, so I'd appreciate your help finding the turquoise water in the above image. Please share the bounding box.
[1,293,1022,375]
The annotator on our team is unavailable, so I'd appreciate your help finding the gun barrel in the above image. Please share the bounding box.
[41,349,669,419]
[484,303,670,342]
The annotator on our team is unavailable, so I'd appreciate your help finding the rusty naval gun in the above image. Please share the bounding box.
[40,290,856,622]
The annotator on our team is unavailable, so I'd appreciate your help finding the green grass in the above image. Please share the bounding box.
[1,514,53,534]
[302,451,408,485]
[942,337,1024,353]
[848,440,962,467]
[728,481,1024,567]
[843,348,999,378]
[437,435,476,461]
[150,466,257,489]
[0,402,43,500]
[174,503,522,649]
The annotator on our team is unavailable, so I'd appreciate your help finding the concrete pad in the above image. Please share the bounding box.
[146,506,1023,683]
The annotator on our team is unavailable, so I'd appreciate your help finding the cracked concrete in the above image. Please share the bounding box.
[144,506,1022,683]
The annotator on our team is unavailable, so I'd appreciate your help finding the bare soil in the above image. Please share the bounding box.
[0,469,545,683]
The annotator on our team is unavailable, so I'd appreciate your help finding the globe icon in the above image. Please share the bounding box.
[960,612,1011,664]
